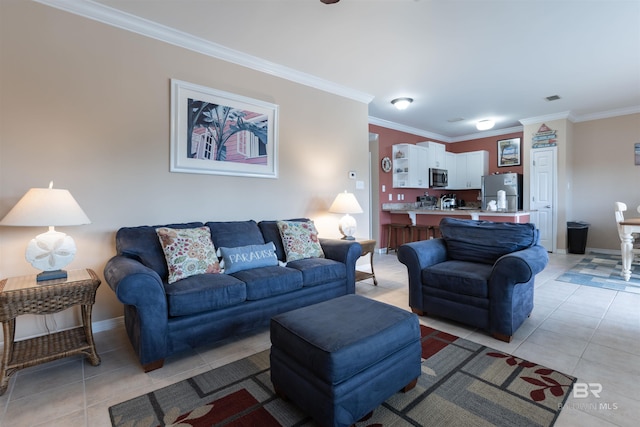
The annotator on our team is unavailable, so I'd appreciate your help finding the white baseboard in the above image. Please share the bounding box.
[93,316,125,333]
[0,316,125,351]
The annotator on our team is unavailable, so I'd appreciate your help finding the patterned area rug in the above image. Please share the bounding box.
[109,325,575,427]
[556,252,640,294]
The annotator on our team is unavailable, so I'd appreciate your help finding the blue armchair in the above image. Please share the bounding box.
[398,217,548,342]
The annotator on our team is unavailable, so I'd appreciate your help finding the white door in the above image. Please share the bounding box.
[530,147,557,252]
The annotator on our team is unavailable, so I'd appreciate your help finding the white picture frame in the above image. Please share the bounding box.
[170,79,278,178]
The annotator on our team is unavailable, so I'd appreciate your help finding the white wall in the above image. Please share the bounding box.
[0,1,371,340]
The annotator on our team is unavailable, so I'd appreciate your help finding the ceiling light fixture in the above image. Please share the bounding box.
[476,119,495,131]
[391,97,413,110]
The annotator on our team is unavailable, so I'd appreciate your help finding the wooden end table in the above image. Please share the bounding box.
[0,269,101,395]
[355,239,378,286]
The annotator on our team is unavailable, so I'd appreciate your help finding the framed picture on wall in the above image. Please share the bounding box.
[170,79,279,178]
[497,137,521,167]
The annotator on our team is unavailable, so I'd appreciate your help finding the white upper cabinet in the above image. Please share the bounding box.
[417,141,446,169]
[445,151,458,189]
[453,150,488,189]
[392,143,429,188]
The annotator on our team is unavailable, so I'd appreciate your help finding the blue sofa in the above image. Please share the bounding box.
[398,217,548,342]
[104,219,361,371]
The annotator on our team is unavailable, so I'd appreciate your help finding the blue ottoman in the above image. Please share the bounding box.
[270,294,421,427]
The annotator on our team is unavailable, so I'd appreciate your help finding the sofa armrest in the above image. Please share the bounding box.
[489,245,549,335]
[490,244,549,289]
[104,255,166,308]
[104,255,169,367]
[319,238,362,294]
[398,239,448,312]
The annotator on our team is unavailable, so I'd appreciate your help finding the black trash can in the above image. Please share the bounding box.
[567,221,589,254]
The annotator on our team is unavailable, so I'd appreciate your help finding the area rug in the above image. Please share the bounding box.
[109,325,575,427]
[556,252,640,294]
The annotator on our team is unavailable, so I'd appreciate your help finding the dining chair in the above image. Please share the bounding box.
[614,202,640,254]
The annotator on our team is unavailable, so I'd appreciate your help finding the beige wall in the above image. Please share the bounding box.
[573,113,640,250]
[524,114,640,252]
[0,1,371,339]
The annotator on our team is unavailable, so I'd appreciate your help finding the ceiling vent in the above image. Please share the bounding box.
[545,95,561,102]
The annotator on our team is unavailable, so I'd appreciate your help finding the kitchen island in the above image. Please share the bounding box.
[383,204,530,226]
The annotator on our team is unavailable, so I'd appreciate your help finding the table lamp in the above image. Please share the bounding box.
[329,191,363,240]
[0,182,91,281]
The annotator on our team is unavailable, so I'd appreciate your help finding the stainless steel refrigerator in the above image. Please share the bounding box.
[481,173,523,212]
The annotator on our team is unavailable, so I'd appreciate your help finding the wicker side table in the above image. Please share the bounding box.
[0,268,101,395]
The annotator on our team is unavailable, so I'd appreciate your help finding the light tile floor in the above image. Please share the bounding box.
[1,252,639,426]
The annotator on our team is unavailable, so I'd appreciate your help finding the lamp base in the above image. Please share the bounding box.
[26,228,76,275]
[338,214,357,241]
[36,269,68,282]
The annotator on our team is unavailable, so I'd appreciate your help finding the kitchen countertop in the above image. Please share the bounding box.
[382,204,530,225]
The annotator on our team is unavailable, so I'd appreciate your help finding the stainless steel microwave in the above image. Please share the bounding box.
[429,168,448,188]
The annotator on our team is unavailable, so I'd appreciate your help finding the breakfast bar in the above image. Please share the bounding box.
[383,204,531,227]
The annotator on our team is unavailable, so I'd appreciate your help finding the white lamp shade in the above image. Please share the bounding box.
[0,186,90,227]
[329,191,363,214]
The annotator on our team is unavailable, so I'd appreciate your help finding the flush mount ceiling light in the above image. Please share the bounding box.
[476,119,495,131]
[391,97,413,110]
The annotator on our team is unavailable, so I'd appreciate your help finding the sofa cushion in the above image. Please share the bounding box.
[230,266,303,300]
[258,218,310,261]
[286,257,347,287]
[206,220,265,249]
[156,226,221,284]
[277,220,325,262]
[218,242,278,274]
[116,222,205,279]
[423,260,493,298]
[164,273,247,317]
[439,217,538,265]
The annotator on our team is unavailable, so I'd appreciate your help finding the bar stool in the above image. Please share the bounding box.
[431,225,441,239]
[386,223,410,253]
[409,225,430,242]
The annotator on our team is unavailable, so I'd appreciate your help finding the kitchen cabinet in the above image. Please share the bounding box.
[445,151,457,189]
[454,150,488,189]
[392,144,428,188]
[417,141,446,169]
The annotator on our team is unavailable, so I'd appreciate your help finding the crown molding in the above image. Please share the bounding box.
[572,105,640,122]
[448,125,524,143]
[519,111,574,126]
[33,0,374,104]
[368,116,452,142]
[368,116,525,143]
